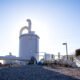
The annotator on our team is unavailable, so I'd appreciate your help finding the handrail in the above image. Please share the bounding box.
[20,26,28,36]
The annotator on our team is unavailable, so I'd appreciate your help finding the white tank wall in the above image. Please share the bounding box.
[19,33,39,61]
[44,53,54,61]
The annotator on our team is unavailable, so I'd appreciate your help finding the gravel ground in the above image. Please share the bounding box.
[0,65,79,80]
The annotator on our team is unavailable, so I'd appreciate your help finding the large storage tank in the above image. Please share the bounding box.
[19,19,39,62]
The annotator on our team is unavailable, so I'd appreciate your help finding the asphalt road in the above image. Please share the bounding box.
[0,65,79,80]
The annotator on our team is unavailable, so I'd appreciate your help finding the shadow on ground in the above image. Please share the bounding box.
[0,65,79,80]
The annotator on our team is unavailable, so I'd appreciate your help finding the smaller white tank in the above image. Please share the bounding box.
[3,53,17,64]
[44,53,54,61]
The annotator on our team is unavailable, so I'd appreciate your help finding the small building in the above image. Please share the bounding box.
[3,53,17,64]
[62,55,74,62]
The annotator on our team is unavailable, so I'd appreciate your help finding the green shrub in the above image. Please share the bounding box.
[28,56,37,64]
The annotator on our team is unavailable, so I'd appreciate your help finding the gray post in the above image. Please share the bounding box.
[62,43,68,60]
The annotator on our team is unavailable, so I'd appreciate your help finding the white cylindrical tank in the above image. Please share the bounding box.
[19,19,39,62]
[44,53,54,61]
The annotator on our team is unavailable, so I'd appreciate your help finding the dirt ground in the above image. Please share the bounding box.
[44,66,80,79]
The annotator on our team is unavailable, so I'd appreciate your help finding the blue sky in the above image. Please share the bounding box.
[0,0,80,56]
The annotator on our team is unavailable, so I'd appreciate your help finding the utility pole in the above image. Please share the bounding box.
[62,43,68,60]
